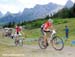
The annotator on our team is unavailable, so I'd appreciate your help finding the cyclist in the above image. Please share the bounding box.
[41,19,54,47]
[15,25,22,46]
[15,25,21,35]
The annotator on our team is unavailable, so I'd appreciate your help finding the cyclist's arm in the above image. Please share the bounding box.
[50,25,56,31]
[20,29,26,38]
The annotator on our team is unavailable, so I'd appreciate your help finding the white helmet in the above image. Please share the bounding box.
[48,19,53,23]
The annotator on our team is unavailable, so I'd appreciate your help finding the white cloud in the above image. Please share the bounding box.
[72,0,75,3]
[17,0,39,8]
[0,4,22,14]
[17,0,68,8]
[0,0,74,14]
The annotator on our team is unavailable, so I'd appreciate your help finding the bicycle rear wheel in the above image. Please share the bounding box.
[15,38,23,46]
[51,36,64,51]
[15,39,19,46]
[38,37,47,49]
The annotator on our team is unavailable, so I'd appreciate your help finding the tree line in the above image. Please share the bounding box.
[51,4,75,18]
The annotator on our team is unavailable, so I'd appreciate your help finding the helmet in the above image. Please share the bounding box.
[48,19,53,23]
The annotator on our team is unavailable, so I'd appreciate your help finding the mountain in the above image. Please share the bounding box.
[0,2,63,24]
[21,3,63,21]
[0,11,3,17]
[65,0,74,8]
[0,12,22,24]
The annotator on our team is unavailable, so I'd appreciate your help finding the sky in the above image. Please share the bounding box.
[0,0,75,14]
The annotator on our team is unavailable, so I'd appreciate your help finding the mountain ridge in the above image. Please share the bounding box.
[0,0,74,25]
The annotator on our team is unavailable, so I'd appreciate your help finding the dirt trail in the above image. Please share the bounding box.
[20,45,75,57]
[1,43,75,57]
[0,41,75,57]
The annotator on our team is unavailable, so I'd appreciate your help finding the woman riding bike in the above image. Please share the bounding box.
[15,25,22,46]
[41,19,54,47]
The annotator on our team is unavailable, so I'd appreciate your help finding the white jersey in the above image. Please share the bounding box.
[41,24,44,29]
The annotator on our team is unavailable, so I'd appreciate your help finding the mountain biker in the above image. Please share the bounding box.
[15,25,22,46]
[41,19,54,47]
[16,25,21,35]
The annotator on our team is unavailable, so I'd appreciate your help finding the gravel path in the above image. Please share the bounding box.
[19,45,75,57]
[0,41,75,57]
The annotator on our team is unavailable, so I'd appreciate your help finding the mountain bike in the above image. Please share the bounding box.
[14,33,24,46]
[38,30,64,51]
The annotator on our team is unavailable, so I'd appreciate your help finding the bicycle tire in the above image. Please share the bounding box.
[51,36,64,51]
[38,37,47,49]
[15,39,19,46]
[19,39,23,46]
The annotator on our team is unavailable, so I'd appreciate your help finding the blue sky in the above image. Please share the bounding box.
[0,0,74,14]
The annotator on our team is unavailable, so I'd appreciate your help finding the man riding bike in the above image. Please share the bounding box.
[15,25,22,46]
[41,19,54,47]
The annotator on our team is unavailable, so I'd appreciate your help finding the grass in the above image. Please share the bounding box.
[0,43,26,57]
[24,28,41,38]
[24,18,75,37]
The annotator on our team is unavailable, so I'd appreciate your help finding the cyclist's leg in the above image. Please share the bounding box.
[44,34,47,46]
[43,31,52,46]
[15,32,19,45]
[41,29,47,46]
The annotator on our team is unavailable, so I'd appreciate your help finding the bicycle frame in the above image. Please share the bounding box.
[48,30,56,41]
[51,30,56,38]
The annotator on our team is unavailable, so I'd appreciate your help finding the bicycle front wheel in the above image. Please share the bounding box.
[19,39,23,46]
[51,36,64,51]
